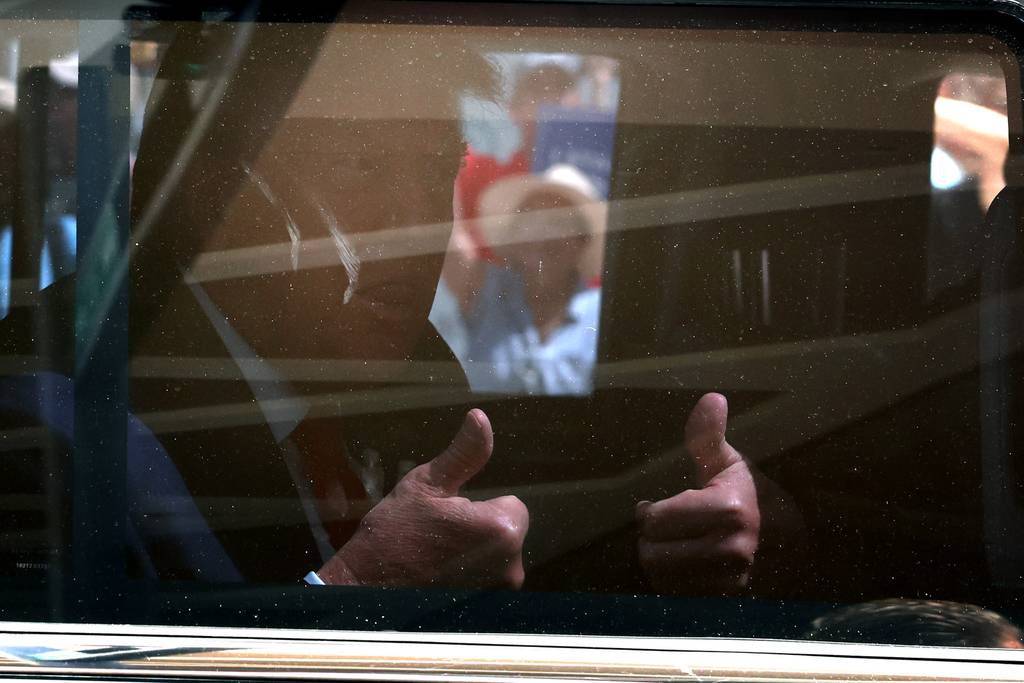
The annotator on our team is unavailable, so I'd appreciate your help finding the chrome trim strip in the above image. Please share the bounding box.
[0,622,1021,682]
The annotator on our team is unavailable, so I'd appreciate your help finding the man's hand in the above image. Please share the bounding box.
[319,409,528,588]
[636,393,760,594]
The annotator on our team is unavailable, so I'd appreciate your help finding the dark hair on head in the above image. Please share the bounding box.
[510,64,575,109]
[804,599,1024,649]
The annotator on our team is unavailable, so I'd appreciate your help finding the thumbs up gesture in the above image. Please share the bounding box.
[319,409,528,588]
[636,393,761,594]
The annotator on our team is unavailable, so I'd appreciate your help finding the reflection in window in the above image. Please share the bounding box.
[0,21,77,584]
[0,41,77,320]
[928,72,1008,303]
[128,40,162,173]
[432,53,619,395]
[1,9,1023,645]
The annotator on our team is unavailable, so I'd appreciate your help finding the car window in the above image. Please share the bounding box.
[1,0,1023,652]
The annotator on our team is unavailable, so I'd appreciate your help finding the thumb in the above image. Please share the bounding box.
[685,392,741,487]
[422,409,494,495]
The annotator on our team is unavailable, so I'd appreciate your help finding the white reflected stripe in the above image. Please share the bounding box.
[185,162,936,284]
[0,290,1013,445]
[132,384,476,436]
[129,356,467,384]
[935,96,1009,141]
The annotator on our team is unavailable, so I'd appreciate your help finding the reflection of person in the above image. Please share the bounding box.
[442,64,576,313]
[928,74,1008,304]
[40,56,78,290]
[805,599,1024,648]
[933,74,1007,213]
[462,165,603,395]
[127,21,528,587]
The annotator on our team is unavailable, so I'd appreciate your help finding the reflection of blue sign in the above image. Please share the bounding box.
[531,105,617,199]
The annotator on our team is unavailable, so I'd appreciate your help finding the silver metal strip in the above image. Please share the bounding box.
[0,622,1021,682]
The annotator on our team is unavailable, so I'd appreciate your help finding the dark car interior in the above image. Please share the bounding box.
[0,0,1022,641]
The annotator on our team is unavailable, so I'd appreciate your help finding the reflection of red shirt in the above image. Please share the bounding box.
[455,147,529,260]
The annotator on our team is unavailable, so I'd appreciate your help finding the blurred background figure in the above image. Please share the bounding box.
[432,53,619,376]
[0,48,77,323]
[435,61,577,343]
[428,53,618,389]
[805,599,1024,648]
[453,62,577,267]
[932,73,1008,213]
[428,60,581,358]
[461,164,605,395]
[928,72,1008,306]
[37,53,77,292]
[129,40,162,173]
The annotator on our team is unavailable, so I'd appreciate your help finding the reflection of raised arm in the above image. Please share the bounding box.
[320,409,529,588]
[637,393,806,595]
[440,187,490,316]
[934,96,1008,211]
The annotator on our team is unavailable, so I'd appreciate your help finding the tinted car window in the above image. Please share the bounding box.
[1,0,1022,645]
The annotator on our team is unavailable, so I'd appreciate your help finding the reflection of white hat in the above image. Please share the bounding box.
[476,164,607,280]
[479,162,606,248]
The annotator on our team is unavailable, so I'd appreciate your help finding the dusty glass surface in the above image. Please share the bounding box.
[1,2,1023,645]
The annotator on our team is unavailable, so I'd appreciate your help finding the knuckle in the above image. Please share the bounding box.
[719,536,756,569]
[719,496,749,528]
[495,494,528,520]
[483,512,525,553]
[639,502,663,528]
[393,478,415,498]
[636,509,654,537]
